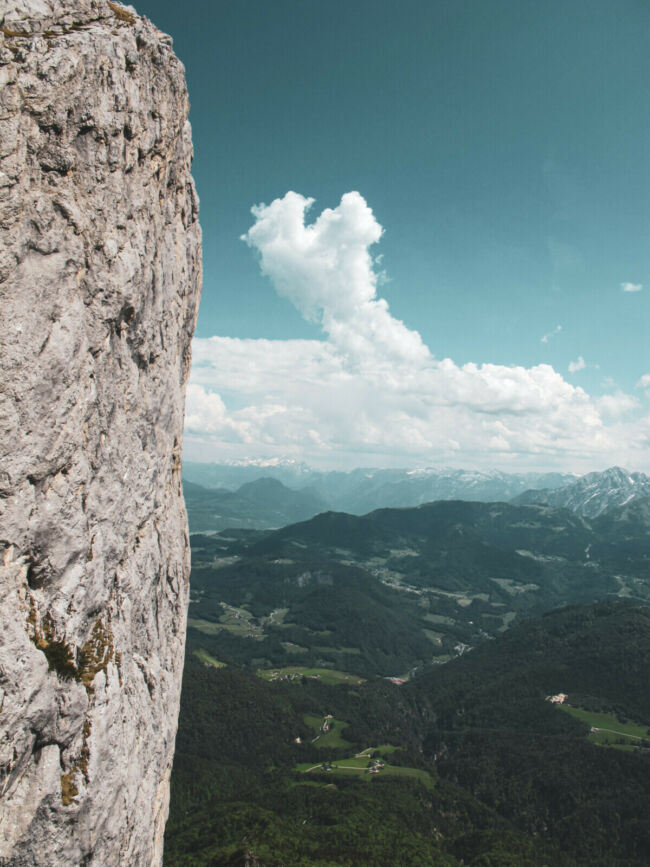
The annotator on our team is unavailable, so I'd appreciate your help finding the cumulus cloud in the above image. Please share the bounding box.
[621,282,643,293]
[595,392,641,419]
[636,374,650,390]
[241,191,428,367]
[185,384,252,441]
[568,356,586,374]
[185,191,650,470]
[540,324,562,344]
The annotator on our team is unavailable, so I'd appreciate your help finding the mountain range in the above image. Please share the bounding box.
[513,466,650,517]
[183,477,328,531]
[172,463,650,866]
[184,461,650,523]
[183,460,577,514]
[184,493,650,678]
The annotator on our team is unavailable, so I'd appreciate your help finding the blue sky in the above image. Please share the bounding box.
[135,0,649,471]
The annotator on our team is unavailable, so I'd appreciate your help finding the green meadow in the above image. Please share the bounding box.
[192,648,226,669]
[295,757,434,788]
[303,713,352,749]
[257,666,365,686]
[560,705,650,750]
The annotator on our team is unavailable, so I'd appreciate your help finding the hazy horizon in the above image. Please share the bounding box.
[181,452,647,481]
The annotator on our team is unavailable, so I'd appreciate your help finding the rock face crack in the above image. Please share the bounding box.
[0,1,202,863]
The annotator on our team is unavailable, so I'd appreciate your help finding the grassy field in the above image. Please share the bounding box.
[324,757,368,769]
[303,713,352,749]
[257,666,365,686]
[423,613,456,626]
[355,744,403,758]
[280,641,308,654]
[260,607,289,626]
[295,756,434,788]
[193,648,226,668]
[187,617,223,635]
[560,705,650,750]
[187,615,264,640]
[303,713,324,732]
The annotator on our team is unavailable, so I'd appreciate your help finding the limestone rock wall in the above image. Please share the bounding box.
[0,2,201,863]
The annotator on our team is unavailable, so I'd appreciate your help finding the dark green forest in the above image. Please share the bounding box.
[165,602,650,866]
[165,495,650,864]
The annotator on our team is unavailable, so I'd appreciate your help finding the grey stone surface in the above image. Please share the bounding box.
[0,1,201,863]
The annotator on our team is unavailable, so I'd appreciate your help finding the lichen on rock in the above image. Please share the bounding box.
[0,1,202,863]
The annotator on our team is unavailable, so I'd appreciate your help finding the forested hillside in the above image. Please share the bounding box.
[183,498,650,679]
[165,602,650,865]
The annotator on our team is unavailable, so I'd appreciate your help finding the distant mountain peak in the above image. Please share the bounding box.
[238,476,288,491]
[512,466,650,518]
[183,461,581,513]
[219,457,312,471]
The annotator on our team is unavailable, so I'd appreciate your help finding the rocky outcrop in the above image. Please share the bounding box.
[0,1,201,863]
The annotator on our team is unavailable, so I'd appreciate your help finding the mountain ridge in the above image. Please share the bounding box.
[183,461,578,515]
[513,466,650,517]
[183,477,329,531]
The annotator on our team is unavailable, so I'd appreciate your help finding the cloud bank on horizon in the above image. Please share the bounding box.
[185,191,649,471]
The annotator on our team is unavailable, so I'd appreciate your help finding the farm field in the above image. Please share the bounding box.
[257,666,365,686]
[192,649,226,669]
[280,641,308,654]
[187,617,223,635]
[303,713,352,749]
[294,757,434,789]
[560,705,650,750]
[187,612,263,640]
[355,744,402,757]
[423,613,457,626]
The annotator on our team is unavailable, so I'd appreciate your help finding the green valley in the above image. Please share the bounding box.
[166,492,650,865]
[184,498,650,685]
[166,600,650,866]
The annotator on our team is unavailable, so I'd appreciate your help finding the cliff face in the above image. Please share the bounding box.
[0,2,201,863]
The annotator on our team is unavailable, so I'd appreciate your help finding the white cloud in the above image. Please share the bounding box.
[595,392,641,419]
[621,282,643,293]
[185,384,252,441]
[241,191,428,367]
[540,324,562,344]
[568,356,586,374]
[636,374,650,390]
[185,191,650,470]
